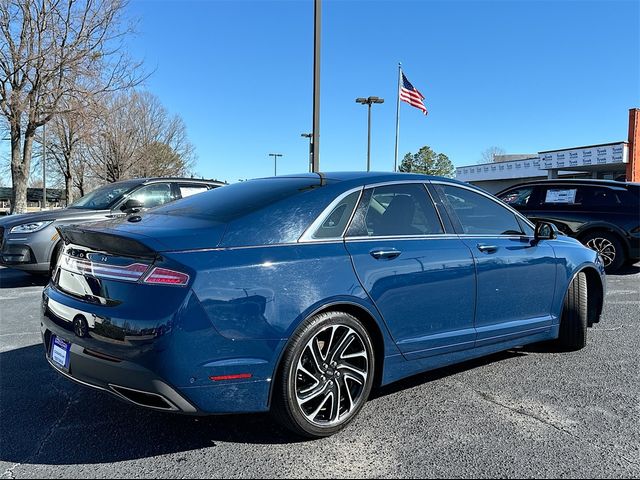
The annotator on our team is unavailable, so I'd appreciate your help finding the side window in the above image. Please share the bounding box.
[438,185,523,235]
[580,186,623,209]
[498,187,534,209]
[178,184,209,199]
[347,184,444,237]
[542,187,579,206]
[311,191,361,239]
[130,183,175,208]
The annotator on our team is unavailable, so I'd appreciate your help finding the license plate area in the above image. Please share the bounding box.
[50,335,71,371]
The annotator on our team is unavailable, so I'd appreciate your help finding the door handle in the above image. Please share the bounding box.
[476,243,498,253]
[370,249,401,260]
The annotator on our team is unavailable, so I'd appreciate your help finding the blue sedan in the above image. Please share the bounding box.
[41,172,605,437]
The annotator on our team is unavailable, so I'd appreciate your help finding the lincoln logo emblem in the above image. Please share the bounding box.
[73,316,89,338]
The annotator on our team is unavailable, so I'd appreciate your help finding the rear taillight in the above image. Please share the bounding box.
[142,267,190,286]
[62,255,149,282]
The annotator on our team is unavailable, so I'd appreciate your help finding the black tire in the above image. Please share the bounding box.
[556,272,588,351]
[273,311,375,438]
[580,231,625,273]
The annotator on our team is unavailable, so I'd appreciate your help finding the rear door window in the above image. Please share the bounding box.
[347,184,444,237]
[130,183,175,208]
[178,184,210,199]
[544,188,578,204]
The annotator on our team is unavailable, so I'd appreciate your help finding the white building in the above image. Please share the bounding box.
[455,142,629,193]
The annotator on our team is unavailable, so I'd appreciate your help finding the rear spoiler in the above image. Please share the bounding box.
[56,225,157,259]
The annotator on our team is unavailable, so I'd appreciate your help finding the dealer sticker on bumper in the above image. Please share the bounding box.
[50,335,71,371]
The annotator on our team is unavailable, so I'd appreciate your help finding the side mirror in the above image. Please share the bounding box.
[120,198,144,214]
[535,221,558,241]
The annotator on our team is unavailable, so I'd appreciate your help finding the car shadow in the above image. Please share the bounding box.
[1,344,534,465]
[608,263,640,276]
[371,350,527,399]
[0,344,304,466]
[0,267,49,288]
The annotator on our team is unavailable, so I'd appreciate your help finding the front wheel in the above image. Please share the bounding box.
[555,272,588,351]
[581,231,625,273]
[273,311,375,438]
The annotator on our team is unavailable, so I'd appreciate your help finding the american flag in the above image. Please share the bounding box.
[400,72,428,115]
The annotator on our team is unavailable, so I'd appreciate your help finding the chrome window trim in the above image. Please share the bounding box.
[345,234,459,242]
[362,179,430,188]
[298,186,364,243]
[430,180,537,232]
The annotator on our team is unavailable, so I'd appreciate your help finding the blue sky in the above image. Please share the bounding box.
[126,0,639,182]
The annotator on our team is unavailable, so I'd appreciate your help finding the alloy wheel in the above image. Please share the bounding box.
[585,237,616,267]
[294,324,369,426]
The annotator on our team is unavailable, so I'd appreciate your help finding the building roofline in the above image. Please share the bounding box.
[456,157,538,170]
[538,141,627,154]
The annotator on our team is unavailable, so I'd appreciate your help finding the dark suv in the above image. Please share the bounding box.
[497,179,640,272]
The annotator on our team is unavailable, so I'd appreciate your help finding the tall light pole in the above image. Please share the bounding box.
[311,0,321,173]
[301,133,312,172]
[355,96,384,172]
[269,153,283,176]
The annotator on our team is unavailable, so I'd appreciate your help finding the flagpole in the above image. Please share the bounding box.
[394,62,402,172]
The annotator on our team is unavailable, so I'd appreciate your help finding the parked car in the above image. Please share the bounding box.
[497,179,640,272]
[41,172,605,438]
[0,177,224,275]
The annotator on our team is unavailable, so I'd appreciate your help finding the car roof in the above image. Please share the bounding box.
[139,177,226,186]
[258,171,468,186]
[498,178,637,192]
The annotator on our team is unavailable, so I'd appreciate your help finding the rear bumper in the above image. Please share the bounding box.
[41,285,281,415]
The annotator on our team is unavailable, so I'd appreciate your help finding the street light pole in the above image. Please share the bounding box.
[269,153,283,176]
[355,96,384,172]
[311,0,321,173]
[301,133,313,172]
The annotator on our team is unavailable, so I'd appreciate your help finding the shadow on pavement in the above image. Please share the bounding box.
[0,267,48,289]
[608,263,640,276]
[0,344,303,466]
[0,345,534,465]
[371,350,527,399]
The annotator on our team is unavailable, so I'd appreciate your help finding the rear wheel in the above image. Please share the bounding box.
[273,311,375,438]
[581,231,625,273]
[556,272,588,351]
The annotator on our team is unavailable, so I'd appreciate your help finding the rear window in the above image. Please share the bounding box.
[154,177,324,223]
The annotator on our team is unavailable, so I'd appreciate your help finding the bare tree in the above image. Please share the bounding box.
[43,96,97,204]
[480,146,506,164]
[87,91,195,182]
[0,0,142,213]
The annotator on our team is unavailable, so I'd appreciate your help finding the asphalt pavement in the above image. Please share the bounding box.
[0,264,639,478]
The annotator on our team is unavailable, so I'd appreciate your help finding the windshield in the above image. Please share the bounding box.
[68,181,141,210]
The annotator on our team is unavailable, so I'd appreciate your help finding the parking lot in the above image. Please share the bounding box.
[0,265,638,479]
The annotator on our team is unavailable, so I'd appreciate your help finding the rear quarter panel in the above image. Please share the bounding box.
[167,242,400,354]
